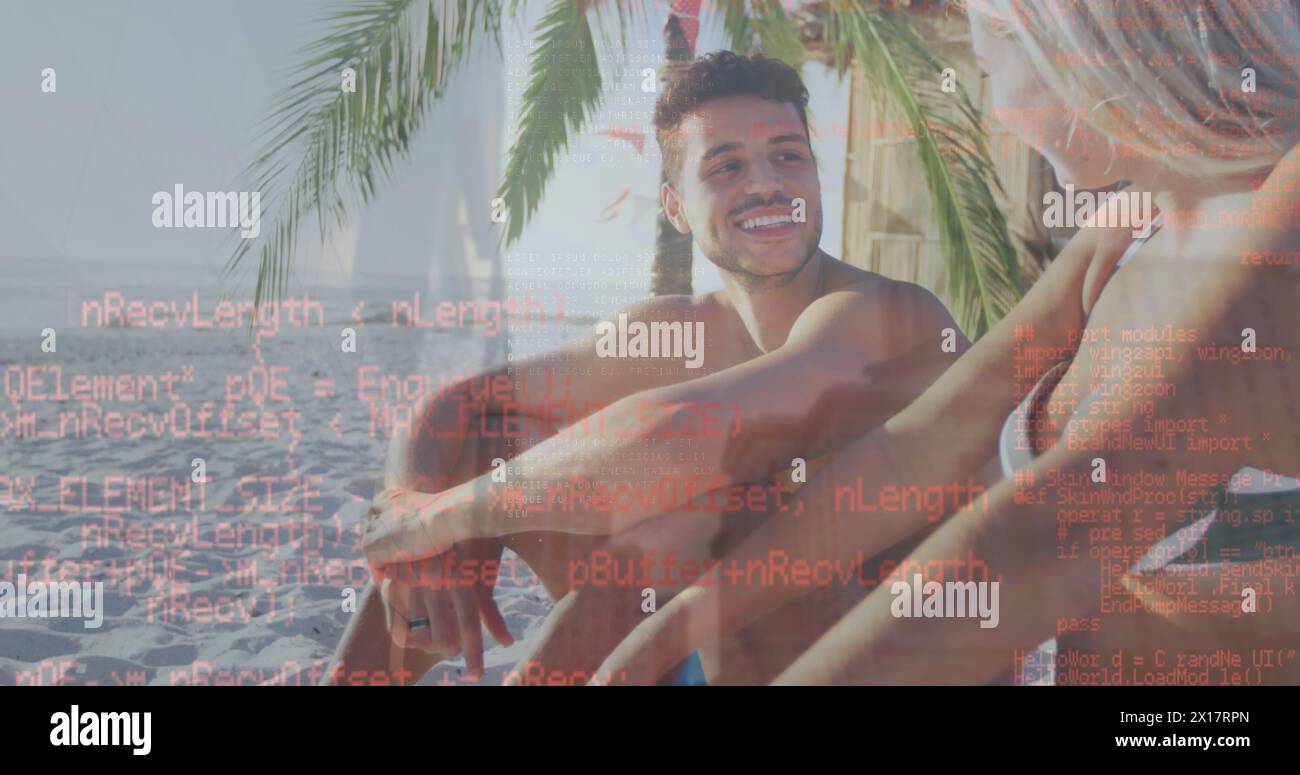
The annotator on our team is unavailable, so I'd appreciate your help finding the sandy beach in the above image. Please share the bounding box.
[0,263,584,686]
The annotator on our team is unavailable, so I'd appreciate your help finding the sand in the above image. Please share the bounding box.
[0,312,583,687]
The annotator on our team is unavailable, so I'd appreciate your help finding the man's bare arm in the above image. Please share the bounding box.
[389,294,710,494]
[592,231,1115,682]
[446,279,971,543]
[365,278,980,566]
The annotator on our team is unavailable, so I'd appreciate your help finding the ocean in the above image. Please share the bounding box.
[0,254,587,686]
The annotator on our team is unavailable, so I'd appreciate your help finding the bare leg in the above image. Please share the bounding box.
[503,494,773,685]
[320,526,605,685]
[506,456,1000,686]
[1057,559,1300,685]
[708,456,1004,684]
[321,412,560,686]
[322,582,449,686]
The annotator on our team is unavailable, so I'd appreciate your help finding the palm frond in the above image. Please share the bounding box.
[718,0,756,53]
[748,0,808,71]
[497,0,606,245]
[223,0,507,307]
[709,1,806,69]
[586,0,651,59]
[826,2,1021,338]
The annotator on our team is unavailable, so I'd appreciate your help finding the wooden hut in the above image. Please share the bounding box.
[834,11,1066,325]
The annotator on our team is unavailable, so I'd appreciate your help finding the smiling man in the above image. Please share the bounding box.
[327,51,968,686]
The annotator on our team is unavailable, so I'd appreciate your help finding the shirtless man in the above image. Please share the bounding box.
[325,51,966,685]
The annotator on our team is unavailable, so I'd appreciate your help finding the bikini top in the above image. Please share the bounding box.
[998,227,1154,478]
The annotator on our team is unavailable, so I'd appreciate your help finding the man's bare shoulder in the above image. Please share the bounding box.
[821,256,889,291]
[796,258,961,350]
[614,291,729,327]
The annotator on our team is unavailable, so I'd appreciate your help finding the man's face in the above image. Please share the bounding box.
[664,96,823,287]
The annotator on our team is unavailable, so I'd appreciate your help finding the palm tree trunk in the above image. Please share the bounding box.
[650,15,695,297]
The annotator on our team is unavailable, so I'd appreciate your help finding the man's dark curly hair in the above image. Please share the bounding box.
[653,51,811,186]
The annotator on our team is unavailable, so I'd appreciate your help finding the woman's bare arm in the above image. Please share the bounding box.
[778,154,1300,684]
[594,229,1113,683]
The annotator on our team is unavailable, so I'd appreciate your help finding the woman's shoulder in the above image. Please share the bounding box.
[1205,145,1300,262]
[1257,144,1300,249]
[1263,143,1300,195]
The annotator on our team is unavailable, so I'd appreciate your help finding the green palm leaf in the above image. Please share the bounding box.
[223,0,508,308]
[497,0,609,246]
[825,2,1021,338]
[747,0,808,71]
[228,0,1020,341]
[718,0,756,53]
[713,1,804,72]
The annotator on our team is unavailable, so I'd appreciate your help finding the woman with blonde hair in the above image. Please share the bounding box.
[595,0,1300,684]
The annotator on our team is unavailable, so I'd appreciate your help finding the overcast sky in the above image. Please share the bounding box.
[0,1,846,298]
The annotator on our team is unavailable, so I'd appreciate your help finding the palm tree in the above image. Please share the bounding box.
[224,0,1021,339]
[649,12,695,297]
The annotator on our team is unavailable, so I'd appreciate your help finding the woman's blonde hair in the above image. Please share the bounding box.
[969,0,1300,180]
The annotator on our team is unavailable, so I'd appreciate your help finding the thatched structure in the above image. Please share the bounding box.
[802,8,1068,310]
